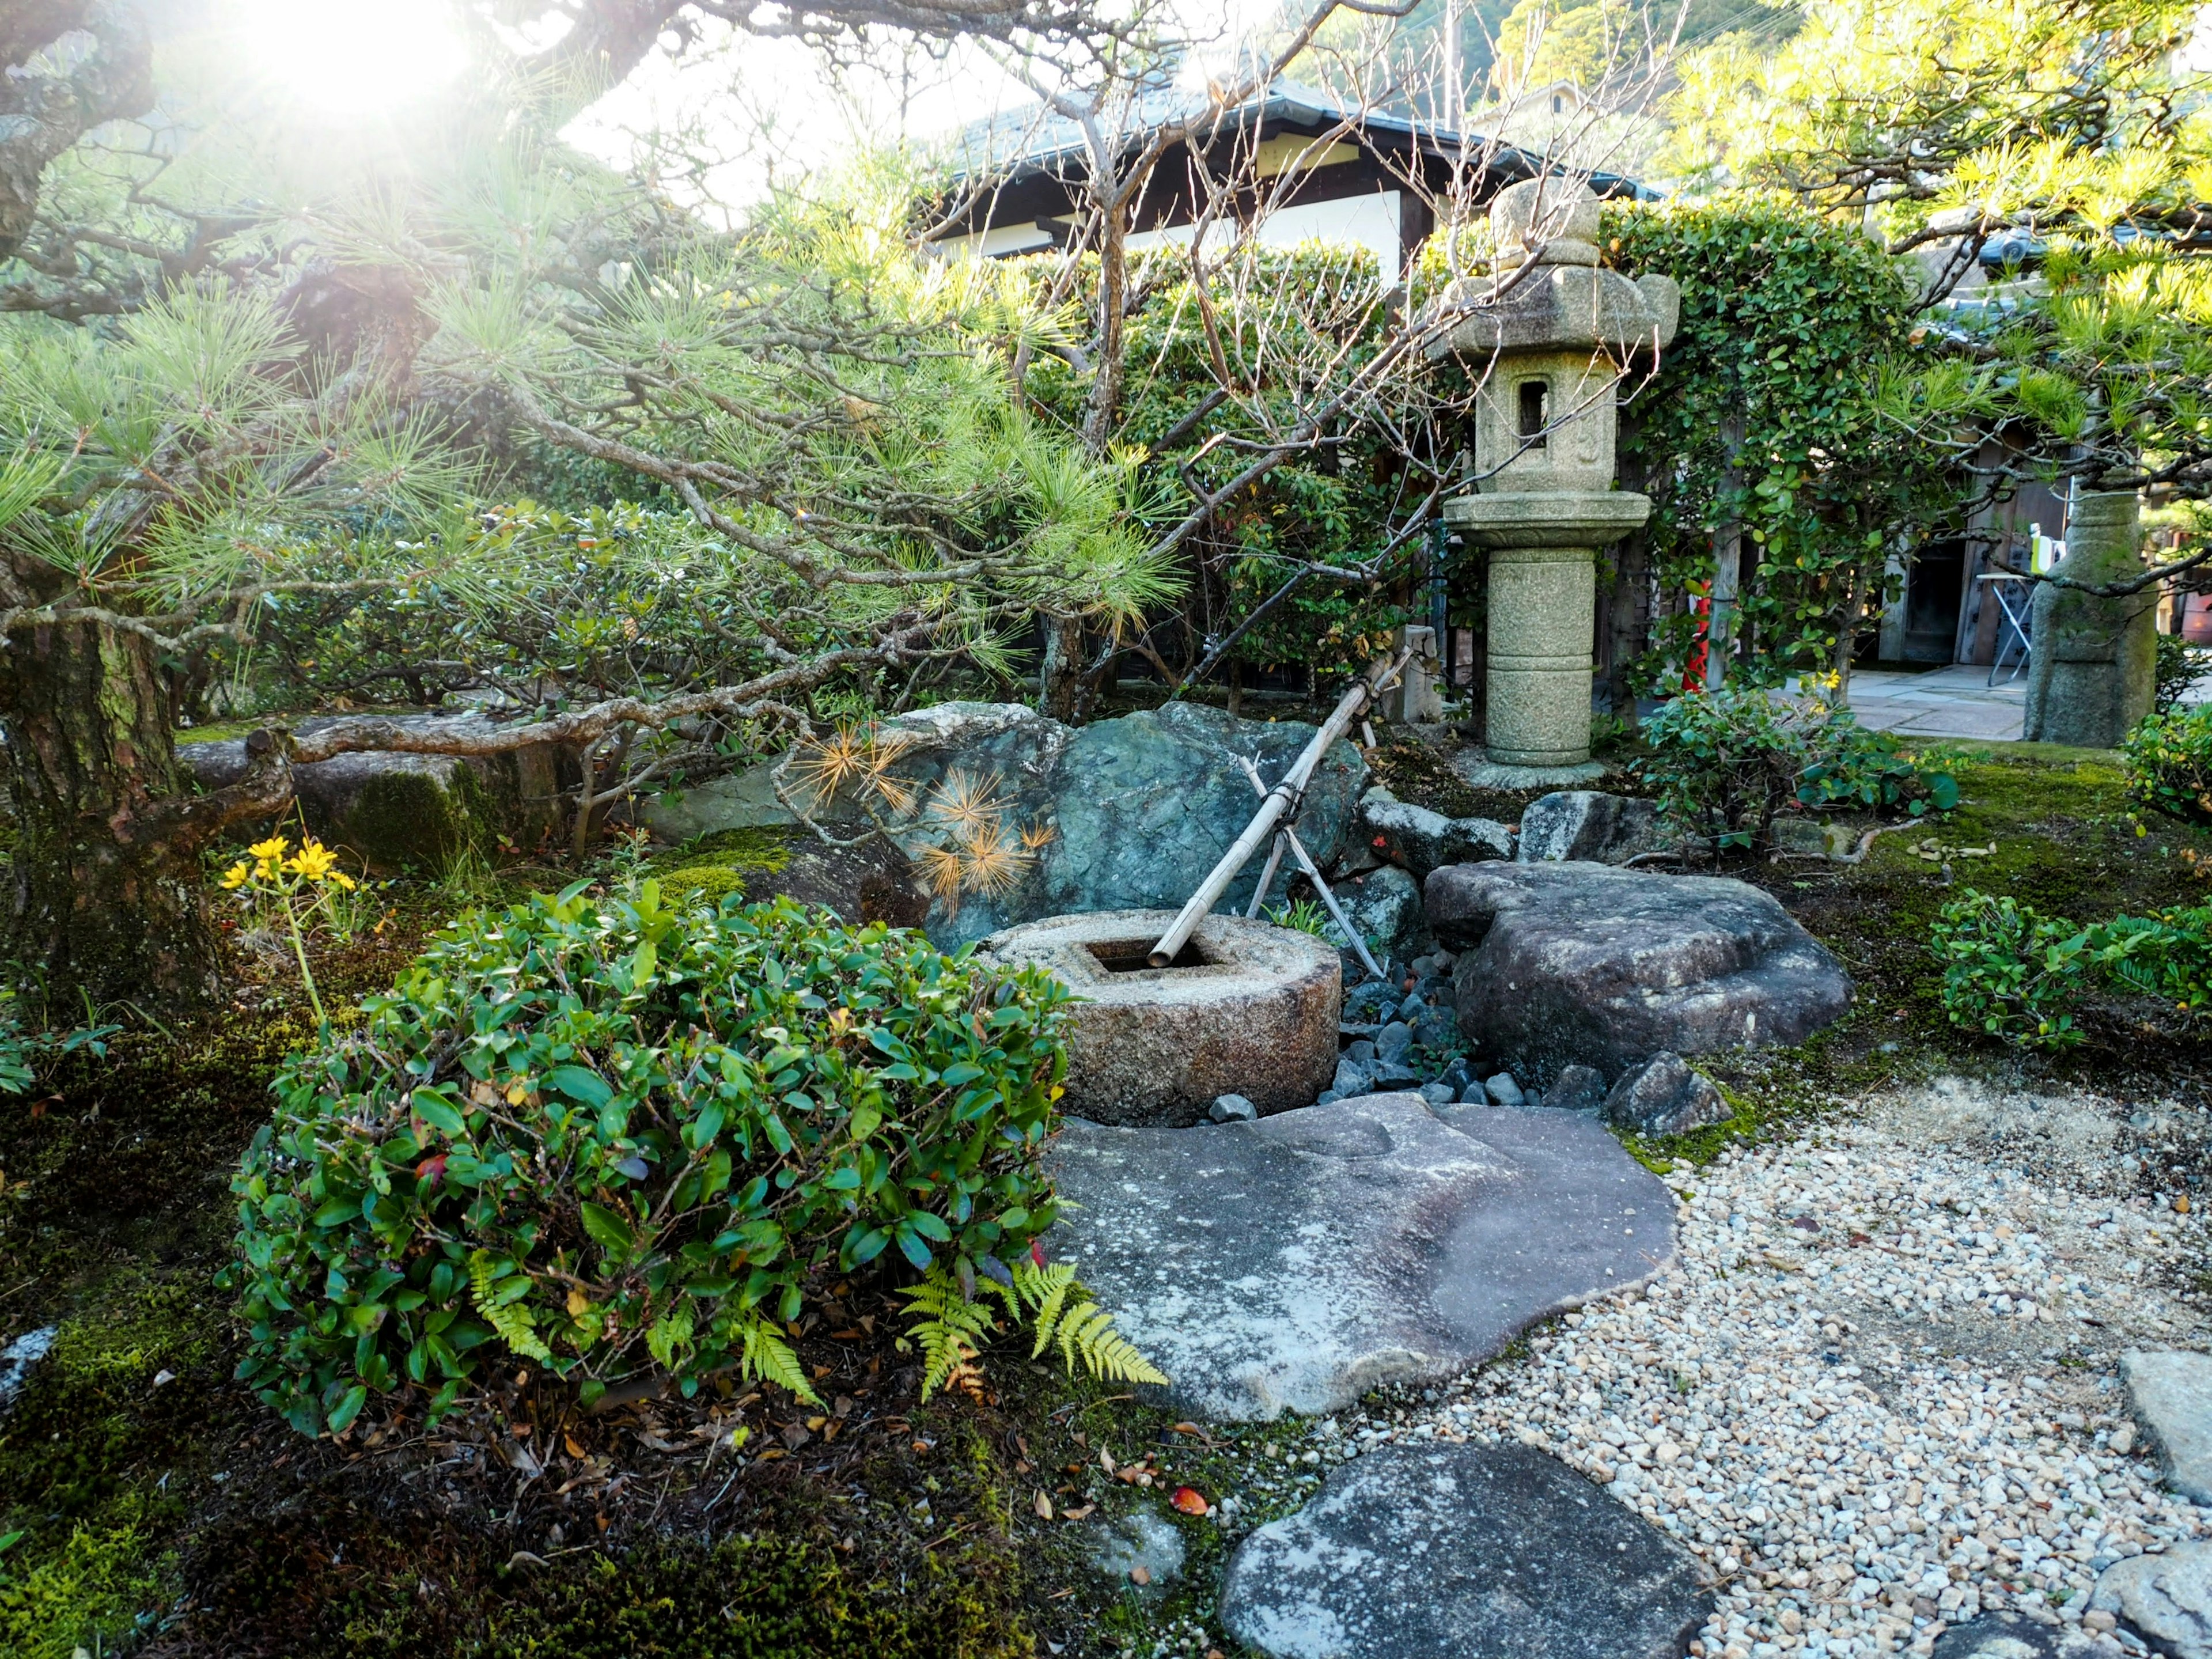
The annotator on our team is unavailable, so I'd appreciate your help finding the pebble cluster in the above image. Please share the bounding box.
[1315,1080,2212,1658]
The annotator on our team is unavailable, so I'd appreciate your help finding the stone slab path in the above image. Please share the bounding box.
[1049,1093,1675,1420]
[1219,1441,1713,1658]
[1268,1078,2212,1659]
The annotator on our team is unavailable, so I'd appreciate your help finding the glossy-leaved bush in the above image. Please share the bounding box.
[2124,701,2212,824]
[228,881,1072,1435]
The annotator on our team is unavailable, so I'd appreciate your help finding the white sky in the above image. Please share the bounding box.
[217,0,1286,218]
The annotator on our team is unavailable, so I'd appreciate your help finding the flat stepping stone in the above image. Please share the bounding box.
[1930,1611,2104,1656]
[1219,1441,1711,1659]
[2092,1540,2212,1659]
[2123,1349,2212,1504]
[1049,1092,1674,1421]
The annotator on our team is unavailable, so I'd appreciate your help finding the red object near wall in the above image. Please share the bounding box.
[1683,595,1711,691]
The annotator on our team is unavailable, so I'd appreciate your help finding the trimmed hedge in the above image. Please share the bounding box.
[228,882,1071,1434]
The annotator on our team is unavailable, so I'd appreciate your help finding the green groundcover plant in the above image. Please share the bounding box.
[2124,700,2212,824]
[1634,684,1959,851]
[1931,889,2212,1048]
[228,883,1090,1435]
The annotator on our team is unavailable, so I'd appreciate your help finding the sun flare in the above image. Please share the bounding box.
[233,0,471,117]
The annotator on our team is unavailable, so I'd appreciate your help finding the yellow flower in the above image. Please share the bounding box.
[325,870,357,891]
[248,835,289,862]
[219,861,251,890]
[284,839,342,882]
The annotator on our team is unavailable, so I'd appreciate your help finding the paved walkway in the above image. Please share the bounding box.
[1842,666,2027,742]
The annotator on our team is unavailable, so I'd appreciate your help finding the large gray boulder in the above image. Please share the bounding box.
[1516,790,1662,865]
[1048,1092,1676,1420]
[1219,1442,1712,1659]
[2122,1350,2212,1505]
[654,702,1366,950]
[1931,1612,2106,1657]
[1425,861,1853,1086]
[182,713,570,870]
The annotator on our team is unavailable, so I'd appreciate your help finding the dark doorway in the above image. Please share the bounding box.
[1904,540,1967,664]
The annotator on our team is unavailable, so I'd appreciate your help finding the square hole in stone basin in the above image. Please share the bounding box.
[1086,937,1216,974]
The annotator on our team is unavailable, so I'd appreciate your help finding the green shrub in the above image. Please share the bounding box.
[2124,702,2212,823]
[1634,684,1957,851]
[228,882,1074,1435]
[1930,891,2212,1046]
[2092,904,2212,1020]
[1930,891,2091,1049]
[2155,632,2210,715]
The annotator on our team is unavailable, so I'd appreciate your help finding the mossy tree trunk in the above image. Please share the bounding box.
[0,610,249,1013]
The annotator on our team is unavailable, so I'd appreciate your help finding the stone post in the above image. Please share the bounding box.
[1431,179,1679,787]
[2023,490,2157,748]
[1382,624,1444,724]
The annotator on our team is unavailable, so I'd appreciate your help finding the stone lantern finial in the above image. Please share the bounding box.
[1430,178,1680,785]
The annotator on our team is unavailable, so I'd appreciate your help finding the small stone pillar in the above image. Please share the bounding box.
[1382,625,1444,724]
[2024,490,2157,748]
[1431,179,1679,785]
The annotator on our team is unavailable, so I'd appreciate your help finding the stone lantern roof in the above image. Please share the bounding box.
[1430,178,1680,361]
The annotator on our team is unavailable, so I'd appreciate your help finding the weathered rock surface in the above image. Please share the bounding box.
[981,910,1340,1125]
[184,713,571,869]
[1358,787,1512,879]
[1332,863,1427,965]
[1048,1092,1676,1419]
[2122,1350,2212,1505]
[646,702,1365,949]
[660,831,930,930]
[1084,1505,1184,1600]
[643,762,800,841]
[1546,1063,1607,1115]
[1931,1611,2105,1657]
[2092,1540,2212,1659]
[911,702,1367,948]
[1218,1442,1712,1659]
[0,1324,56,1418]
[1516,790,1662,865]
[1604,1051,1729,1137]
[1426,861,1853,1085]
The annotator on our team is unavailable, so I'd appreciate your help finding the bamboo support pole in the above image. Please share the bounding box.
[1148,649,1410,967]
[1235,756,1385,981]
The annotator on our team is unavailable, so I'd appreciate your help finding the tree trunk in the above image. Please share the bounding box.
[1039,615,1085,722]
[0,613,223,1013]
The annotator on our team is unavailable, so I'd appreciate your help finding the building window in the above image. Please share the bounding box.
[1517,378,1548,448]
[1552,93,1564,113]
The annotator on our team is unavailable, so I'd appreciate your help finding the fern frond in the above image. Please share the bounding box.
[646,1305,695,1370]
[902,1266,999,1400]
[468,1248,553,1362]
[1013,1260,1078,1359]
[738,1313,819,1404]
[1062,1306,1169,1387]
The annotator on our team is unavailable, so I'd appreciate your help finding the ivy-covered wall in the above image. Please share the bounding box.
[1601,195,1955,690]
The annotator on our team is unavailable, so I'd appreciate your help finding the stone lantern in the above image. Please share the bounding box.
[1434,178,1680,786]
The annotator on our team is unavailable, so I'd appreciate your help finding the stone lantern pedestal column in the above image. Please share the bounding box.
[1432,179,1679,788]
[2023,489,2157,748]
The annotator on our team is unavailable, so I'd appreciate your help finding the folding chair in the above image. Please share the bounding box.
[1980,572,2033,685]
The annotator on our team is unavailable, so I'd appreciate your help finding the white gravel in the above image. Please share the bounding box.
[1304,1077,2212,1659]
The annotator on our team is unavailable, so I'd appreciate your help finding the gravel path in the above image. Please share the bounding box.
[1251,1078,2212,1659]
